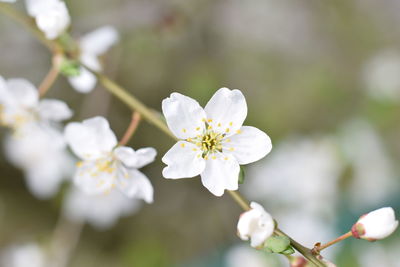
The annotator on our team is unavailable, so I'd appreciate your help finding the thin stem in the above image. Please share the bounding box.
[0,7,327,266]
[227,190,250,211]
[39,53,63,97]
[276,228,326,267]
[119,112,141,146]
[312,231,352,254]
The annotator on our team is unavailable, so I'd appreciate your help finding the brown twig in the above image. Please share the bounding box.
[119,112,141,146]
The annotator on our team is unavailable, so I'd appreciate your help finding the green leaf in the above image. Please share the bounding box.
[238,166,245,184]
[60,59,81,77]
[281,246,295,255]
[264,236,291,253]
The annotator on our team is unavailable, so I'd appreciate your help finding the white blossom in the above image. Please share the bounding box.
[237,202,274,248]
[65,116,155,202]
[63,186,141,230]
[25,0,70,40]
[352,207,398,241]
[4,124,74,199]
[161,88,272,196]
[1,243,46,267]
[225,245,279,267]
[0,76,72,133]
[68,26,119,93]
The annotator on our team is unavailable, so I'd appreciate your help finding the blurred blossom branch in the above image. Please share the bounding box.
[0,5,329,267]
[118,112,141,146]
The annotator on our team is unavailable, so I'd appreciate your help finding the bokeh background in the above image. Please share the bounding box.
[1,0,400,266]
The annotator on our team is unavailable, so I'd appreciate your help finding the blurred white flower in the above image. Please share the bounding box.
[352,207,398,241]
[225,244,279,267]
[0,76,72,133]
[245,137,341,218]
[237,202,274,248]
[68,26,119,93]
[338,119,397,208]
[1,243,46,267]
[362,49,400,100]
[4,124,74,199]
[63,186,142,230]
[25,0,70,40]
[162,88,272,196]
[65,116,155,202]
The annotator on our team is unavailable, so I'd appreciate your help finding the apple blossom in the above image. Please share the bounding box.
[351,207,398,241]
[63,186,142,230]
[161,88,272,196]
[0,76,72,133]
[68,26,119,93]
[25,0,70,40]
[65,116,155,202]
[237,202,274,248]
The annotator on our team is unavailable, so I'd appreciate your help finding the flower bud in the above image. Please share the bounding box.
[237,202,275,248]
[351,207,398,241]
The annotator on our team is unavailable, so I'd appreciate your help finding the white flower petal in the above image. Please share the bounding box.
[68,66,97,93]
[80,26,119,56]
[117,168,154,203]
[80,53,102,71]
[73,160,115,195]
[65,116,117,160]
[162,141,206,179]
[200,152,239,196]
[37,99,73,121]
[35,1,70,40]
[25,0,55,17]
[223,126,272,165]
[6,78,38,108]
[114,146,157,169]
[63,187,141,230]
[162,92,206,139]
[204,88,247,134]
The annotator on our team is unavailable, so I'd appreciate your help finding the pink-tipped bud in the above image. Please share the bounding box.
[352,207,398,241]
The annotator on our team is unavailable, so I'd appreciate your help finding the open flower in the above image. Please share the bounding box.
[237,202,275,248]
[68,26,119,93]
[25,0,70,40]
[0,76,72,133]
[351,207,398,241]
[161,87,272,196]
[63,185,142,230]
[65,116,155,203]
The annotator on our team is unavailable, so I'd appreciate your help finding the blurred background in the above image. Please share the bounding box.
[0,0,400,266]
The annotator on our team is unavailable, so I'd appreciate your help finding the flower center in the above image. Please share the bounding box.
[201,131,223,154]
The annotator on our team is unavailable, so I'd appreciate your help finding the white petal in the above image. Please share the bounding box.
[73,160,115,195]
[25,163,64,199]
[359,207,399,239]
[204,88,247,134]
[6,78,38,108]
[35,1,70,40]
[37,99,73,121]
[65,116,117,160]
[25,0,55,17]
[162,92,207,139]
[223,126,272,165]
[114,146,157,169]
[117,168,154,203]
[80,53,102,71]
[200,152,239,196]
[80,26,119,55]
[68,67,97,93]
[162,141,206,179]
